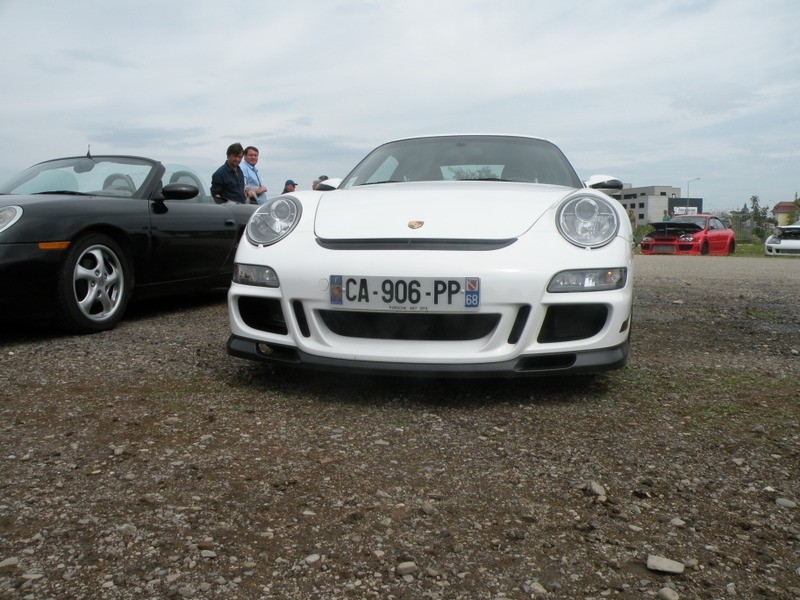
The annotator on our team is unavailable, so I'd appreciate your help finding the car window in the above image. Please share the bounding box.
[672,216,705,228]
[364,156,399,184]
[341,136,583,189]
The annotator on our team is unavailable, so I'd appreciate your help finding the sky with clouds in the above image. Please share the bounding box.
[1,0,797,211]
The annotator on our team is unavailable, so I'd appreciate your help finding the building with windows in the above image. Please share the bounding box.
[608,185,703,224]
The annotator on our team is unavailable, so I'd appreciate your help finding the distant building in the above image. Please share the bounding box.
[771,201,799,225]
[608,185,703,224]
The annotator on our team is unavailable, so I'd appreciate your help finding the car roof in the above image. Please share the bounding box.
[383,134,551,144]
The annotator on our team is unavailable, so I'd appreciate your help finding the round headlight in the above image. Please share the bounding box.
[246,196,301,246]
[556,194,620,248]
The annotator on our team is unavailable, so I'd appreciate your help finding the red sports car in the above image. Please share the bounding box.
[640,214,735,256]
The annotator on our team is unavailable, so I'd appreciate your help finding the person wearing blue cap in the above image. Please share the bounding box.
[282,179,298,194]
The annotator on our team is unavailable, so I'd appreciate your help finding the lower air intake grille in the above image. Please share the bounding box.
[238,297,288,335]
[537,304,607,343]
[319,311,500,341]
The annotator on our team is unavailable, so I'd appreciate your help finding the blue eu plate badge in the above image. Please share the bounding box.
[330,275,343,305]
[464,277,480,308]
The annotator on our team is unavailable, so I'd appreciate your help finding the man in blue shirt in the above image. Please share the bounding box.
[241,146,268,204]
[210,143,245,203]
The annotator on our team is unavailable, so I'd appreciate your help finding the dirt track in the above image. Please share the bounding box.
[1,255,798,599]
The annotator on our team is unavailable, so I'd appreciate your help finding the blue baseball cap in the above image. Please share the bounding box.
[285,179,298,186]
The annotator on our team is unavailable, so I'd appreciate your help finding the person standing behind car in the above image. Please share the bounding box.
[312,175,329,190]
[282,179,298,194]
[241,145,268,204]
[210,143,246,203]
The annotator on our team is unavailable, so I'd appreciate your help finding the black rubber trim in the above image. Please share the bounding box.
[227,335,628,379]
[315,238,517,251]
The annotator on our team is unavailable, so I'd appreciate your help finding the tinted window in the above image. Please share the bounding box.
[342,136,582,189]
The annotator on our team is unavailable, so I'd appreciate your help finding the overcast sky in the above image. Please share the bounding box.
[1,0,797,211]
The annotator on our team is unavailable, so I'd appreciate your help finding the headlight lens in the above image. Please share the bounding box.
[233,264,280,287]
[246,196,301,246]
[556,194,619,248]
[548,268,627,292]
[0,205,23,234]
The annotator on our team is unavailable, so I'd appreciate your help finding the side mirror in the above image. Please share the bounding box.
[159,182,199,201]
[316,177,342,191]
[585,175,623,192]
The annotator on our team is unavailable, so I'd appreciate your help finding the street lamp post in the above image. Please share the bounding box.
[686,177,700,213]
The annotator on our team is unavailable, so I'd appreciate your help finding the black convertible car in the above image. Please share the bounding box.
[0,154,256,333]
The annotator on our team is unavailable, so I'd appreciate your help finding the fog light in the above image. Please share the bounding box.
[233,264,280,287]
[547,268,626,292]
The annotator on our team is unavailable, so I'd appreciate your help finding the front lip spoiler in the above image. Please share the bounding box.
[227,335,628,378]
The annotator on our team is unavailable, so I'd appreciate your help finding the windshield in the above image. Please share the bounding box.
[670,216,707,228]
[0,156,158,198]
[341,135,583,189]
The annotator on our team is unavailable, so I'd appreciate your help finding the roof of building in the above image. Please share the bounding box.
[771,201,799,214]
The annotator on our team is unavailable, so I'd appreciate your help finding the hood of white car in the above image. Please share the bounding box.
[314,181,573,240]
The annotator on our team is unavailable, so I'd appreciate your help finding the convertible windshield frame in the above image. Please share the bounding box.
[0,155,161,198]
[341,135,583,189]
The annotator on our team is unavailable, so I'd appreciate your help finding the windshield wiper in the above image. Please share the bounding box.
[32,190,92,196]
[356,180,402,186]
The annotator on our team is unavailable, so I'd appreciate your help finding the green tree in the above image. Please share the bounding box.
[749,195,770,240]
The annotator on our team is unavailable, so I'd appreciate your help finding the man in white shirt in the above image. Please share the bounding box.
[241,146,268,204]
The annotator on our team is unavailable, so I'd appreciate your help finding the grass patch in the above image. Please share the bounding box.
[733,243,765,257]
[619,363,798,433]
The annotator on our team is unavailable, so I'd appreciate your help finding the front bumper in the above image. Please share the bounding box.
[228,334,629,378]
[0,243,63,314]
[764,241,800,256]
[227,228,634,376]
[640,241,701,255]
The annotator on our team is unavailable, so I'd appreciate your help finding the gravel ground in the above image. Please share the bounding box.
[1,254,798,599]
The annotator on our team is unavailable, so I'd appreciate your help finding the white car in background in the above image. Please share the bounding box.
[764,220,800,256]
[227,134,633,377]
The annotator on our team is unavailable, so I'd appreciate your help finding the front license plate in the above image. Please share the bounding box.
[329,275,480,312]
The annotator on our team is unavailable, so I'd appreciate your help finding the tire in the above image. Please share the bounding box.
[55,233,132,333]
[727,240,736,255]
[700,241,709,256]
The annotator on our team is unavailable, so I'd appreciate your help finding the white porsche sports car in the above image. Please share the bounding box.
[227,135,633,377]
